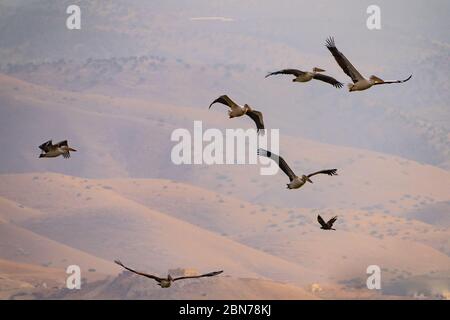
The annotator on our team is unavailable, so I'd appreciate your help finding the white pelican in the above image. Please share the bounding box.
[114,260,223,288]
[317,214,338,230]
[258,149,338,189]
[265,68,343,88]
[325,37,412,92]
[38,140,77,159]
[209,95,265,133]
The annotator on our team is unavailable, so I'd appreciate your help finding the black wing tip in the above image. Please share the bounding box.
[404,74,412,82]
[114,259,123,266]
[209,95,226,109]
[257,148,271,157]
[325,36,336,48]
[335,82,344,88]
[331,169,338,176]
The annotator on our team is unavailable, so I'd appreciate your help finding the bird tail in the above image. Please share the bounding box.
[69,147,77,152]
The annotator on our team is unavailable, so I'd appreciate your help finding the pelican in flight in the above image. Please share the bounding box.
[325,37,412,92]
[258,149,338,189]
[265,68,343,88]
[38,140,77,159]
[317,214,338,231]
[114,260,223,288]
[209,95,265,133]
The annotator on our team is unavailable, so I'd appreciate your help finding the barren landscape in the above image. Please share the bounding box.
[0,0,449,300]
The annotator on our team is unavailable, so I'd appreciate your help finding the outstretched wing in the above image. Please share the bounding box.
[209,95,241,111]
[258,149,297,181]
[246,110,265,133]
[265,69,305,78]
[39,140,53,152]
[307,169,338,178]
[114,260,163,282]
[327,216,338,227]
[173,270,223,282]
[317,215,327,228]
[325,37,364,83]
[372,74,412,85]
[312,73,344,88]
[55,140,68,148]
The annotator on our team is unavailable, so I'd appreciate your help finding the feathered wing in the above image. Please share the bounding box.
[312,73,344,88]
[55,140,68,147]
[265,69,305,78]
[307,169,338,178]
[114,260,164,282]
[325,37,364,83]
[317,215,328,228]
[209,95,241,111]
[39,140,53,152]
[258,149,297,181]
[372,74,412,85]
[173,270,223,282]
[327,216,338,227]
[246,110,265,133]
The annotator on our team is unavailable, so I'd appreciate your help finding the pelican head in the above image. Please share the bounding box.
[347,83,355,92]
[167,274,173,281]
[313,67,325,73]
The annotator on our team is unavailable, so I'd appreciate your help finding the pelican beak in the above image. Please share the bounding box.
[307,178,313,183]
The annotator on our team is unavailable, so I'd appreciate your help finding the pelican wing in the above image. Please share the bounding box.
[325,37,364,83]
[307,169,338,178]
[265,69,305,78]
[62,152,71,159]
[209,95,241,111]
[114,260,164,282]
[173,270,223,282]
[312,73,344,88]
[39,140,53,152]
[327,216,338,227]
[246,110,265,133]
[258,149,297,181]
[372,74,412,85]
[55,140,69,148]
[317,215,328,228]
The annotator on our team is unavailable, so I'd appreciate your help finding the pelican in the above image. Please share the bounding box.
[209,95,265,133]
[265,68,343,88]
[38,140,77,159]
[114,260,223,288]
[317,214,338,230]
[325,37,412,92]
[257,149,338,189]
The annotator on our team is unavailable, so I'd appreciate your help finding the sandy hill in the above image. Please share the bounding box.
[0,219,117,276]
[51,272,319,300]
[0,172,448,298]
[0,73,449,217]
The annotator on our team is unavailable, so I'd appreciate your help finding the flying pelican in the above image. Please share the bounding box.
[325,37,412,92]
[265,68,343,88]
[209,95,265,133]
[317,214,338,230]
[38,140,77,159]
[114,260,223,288]
[257,149,338,189]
